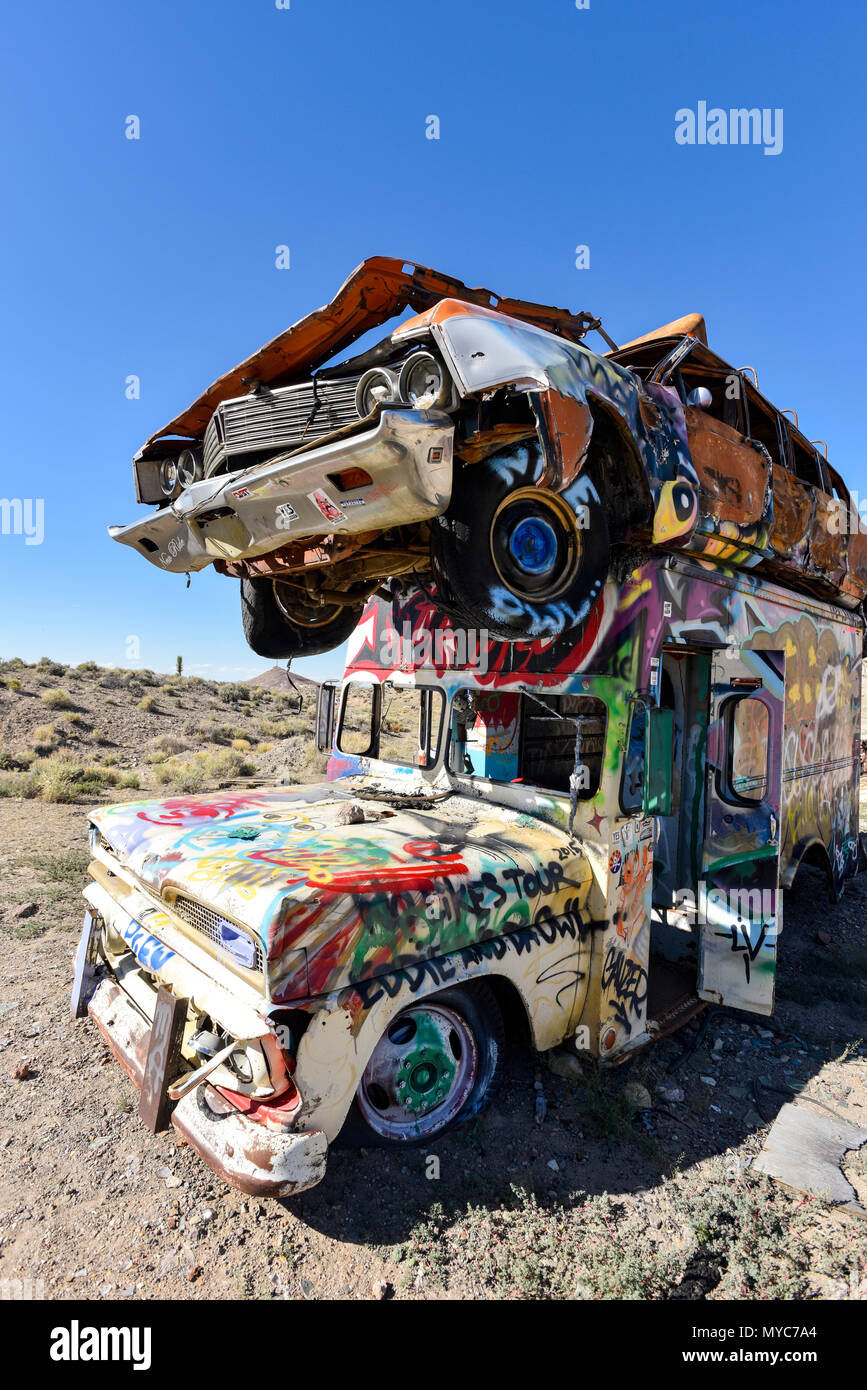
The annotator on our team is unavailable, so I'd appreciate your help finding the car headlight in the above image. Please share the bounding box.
[356,368,398,418]
[177,447,203,488]
[399,352,449,410]
[158,457,179,497]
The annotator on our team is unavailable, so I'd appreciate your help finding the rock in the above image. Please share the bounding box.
[623,1082,652,1110]
[547,1158,560,1172]
[13,1060,31,1080]
[335,803,365,825]
[655,1080,684,1104]
[187,1266,203,1282]
[699,1075,717,1087]
[815,930,832,946]
[372,1279,391,1300]
[546,1051,586,1083]
[11,903,38,921]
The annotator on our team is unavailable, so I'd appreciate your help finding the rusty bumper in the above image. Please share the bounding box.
[88,977,328,1198]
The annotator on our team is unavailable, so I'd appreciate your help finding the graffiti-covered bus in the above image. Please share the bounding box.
[82,277,866,1195]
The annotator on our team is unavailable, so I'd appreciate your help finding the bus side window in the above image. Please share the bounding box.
[725,696,769,803]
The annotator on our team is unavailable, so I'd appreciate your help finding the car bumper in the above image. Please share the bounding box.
[88,976,328,1198]
[111,407,454,574]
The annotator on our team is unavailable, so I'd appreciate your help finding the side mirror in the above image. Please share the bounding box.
[315,681,337,753]
[687,386,713,409]
[643,707,674,816]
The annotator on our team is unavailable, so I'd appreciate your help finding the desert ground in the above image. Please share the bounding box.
[1,658,866,1301]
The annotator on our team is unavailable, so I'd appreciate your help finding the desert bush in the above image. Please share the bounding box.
[138,694,158,713]
[41,688,75,710]
[2,677,22,691]
[150,734,187,757]
[154,759,206,793]
[219,683,249,706]
[98,671,126,689]
[231,738,252,752]
[36,757,118,804]
[0,770,42,799]
[30,724,59,754]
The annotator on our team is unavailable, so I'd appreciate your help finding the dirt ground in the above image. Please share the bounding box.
[1,662,867,1301]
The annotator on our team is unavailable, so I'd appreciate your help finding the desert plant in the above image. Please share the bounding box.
[41,688,75,710]
[30,724,59,754]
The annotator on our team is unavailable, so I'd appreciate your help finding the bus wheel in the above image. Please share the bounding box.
[355,985,504,1144]
[240,578,363,659]
[431,441,609,642]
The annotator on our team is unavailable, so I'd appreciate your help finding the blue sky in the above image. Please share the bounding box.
[1,0,864,682]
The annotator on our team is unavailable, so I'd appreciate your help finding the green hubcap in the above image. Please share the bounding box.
[394,1014,456,1116]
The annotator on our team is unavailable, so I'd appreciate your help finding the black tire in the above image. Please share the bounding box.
[431,440,609,642]
[345,982,505,1148]
[240,578,363,659]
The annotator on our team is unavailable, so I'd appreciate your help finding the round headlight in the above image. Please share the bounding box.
[356,369,396,419]
[177,447,203,489]
[399,352,447,410]
[158,457,179,497]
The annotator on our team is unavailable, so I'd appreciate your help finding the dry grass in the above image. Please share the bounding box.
[41,688,76,711]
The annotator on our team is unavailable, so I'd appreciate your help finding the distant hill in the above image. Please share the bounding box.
[246,665,319,693]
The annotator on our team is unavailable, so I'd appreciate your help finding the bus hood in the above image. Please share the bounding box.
[89,784,593,1002]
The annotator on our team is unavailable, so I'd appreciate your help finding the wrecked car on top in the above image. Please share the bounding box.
[113,256,867,659]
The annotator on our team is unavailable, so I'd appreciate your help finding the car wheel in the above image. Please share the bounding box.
[240,577,364,659]
[353,984,505,1145]
[431,440,609,642]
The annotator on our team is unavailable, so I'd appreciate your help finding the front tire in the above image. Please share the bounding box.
[431,441,609,642]
[353,984,505,1145]
[240,578,363,659]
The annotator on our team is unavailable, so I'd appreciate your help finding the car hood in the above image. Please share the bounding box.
[90,783,592,1002]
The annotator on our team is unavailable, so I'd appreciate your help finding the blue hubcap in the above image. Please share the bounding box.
[508,516,559,575]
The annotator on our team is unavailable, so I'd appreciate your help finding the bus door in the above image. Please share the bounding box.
[698,648,785,1015]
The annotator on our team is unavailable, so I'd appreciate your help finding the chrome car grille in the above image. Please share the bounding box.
[168,894,264,972]
[203,375,363,475]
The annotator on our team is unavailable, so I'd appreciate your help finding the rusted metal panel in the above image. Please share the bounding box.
[768,463,814,555]
[685,407,768,524]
